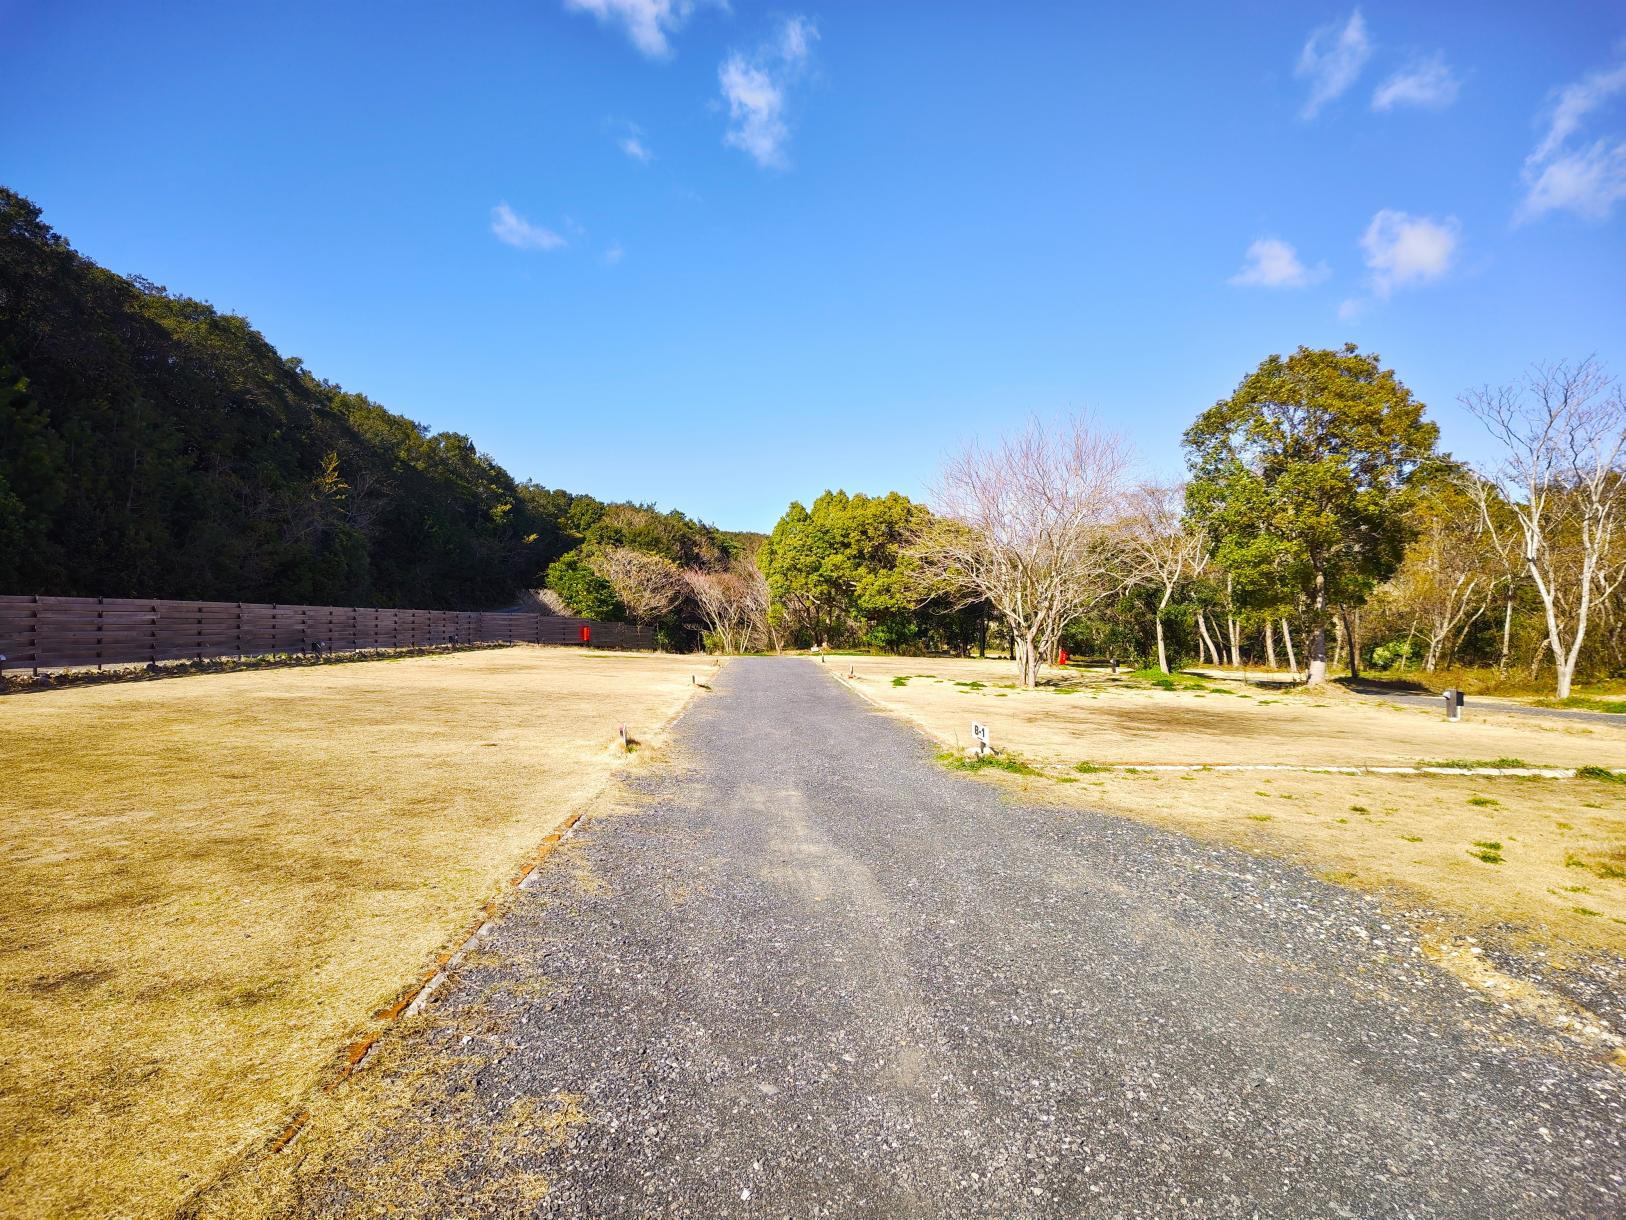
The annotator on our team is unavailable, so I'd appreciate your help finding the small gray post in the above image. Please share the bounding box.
[618,723,630,751]
[1442,689,1464,721]
[971,721,990,757]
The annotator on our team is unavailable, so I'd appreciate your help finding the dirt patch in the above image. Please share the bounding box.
[0,647,710,1219]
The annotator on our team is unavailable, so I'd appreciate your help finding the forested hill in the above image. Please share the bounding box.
[0,187,717,609]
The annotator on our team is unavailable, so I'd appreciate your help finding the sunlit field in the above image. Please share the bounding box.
[0,648,709,1218]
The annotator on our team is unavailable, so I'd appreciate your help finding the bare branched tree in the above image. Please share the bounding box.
[1122,481,1208,674]
[911,417,1132,687]
[590,547,684,625]
[1379,476,1491,672]
[1463,358,1626,698]
[687,565,766,654]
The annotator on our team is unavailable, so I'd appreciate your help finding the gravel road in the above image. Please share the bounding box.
[264,658,1626,1218]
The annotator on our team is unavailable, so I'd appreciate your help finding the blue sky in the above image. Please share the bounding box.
[5,2,1624,532]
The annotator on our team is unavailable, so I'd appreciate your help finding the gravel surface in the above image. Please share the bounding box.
[274,658,1626,1218]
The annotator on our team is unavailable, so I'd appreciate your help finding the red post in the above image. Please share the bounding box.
[1058,648,1069,666]
[579,624,591,644]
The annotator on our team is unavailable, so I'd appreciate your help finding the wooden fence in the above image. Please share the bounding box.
[0,595,653,673]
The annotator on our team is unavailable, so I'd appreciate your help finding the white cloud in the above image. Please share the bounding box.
[563,0,708,59]
[1521,142,1626,222]
[1295,9,1372,119]
[719,16,817,169]
[1519,57,1626,222]
[1359,209,1458,296]
[1372,54,1460,111]
[1337,297,1365,321]
[1228,237,1329,288]
[619,134,653,162]
[490,203,567,251]
[603,243,626,265]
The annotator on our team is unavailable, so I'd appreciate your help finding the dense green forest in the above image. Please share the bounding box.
[0,187,734,613]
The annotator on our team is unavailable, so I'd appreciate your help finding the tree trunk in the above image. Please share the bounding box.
[1281,618,1299,678]
[1341,605,1361,680]
[1155,587,1173,674]
[1225,575,1240,666]
[1307,573,1328,686]
[1263,620,1276,670]
[1497,591,1513,677]
[1195,612,1216,666]
[1014,631,1041,688]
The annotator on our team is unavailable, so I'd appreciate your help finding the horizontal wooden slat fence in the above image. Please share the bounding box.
[0,595,653,673]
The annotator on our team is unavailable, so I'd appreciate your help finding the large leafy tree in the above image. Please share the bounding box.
[759,490,928,647]
[1183,345,1440,684]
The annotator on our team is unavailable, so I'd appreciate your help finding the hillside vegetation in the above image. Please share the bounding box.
[0,188,731,612]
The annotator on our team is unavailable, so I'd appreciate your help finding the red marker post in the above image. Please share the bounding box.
[579,624,591,645]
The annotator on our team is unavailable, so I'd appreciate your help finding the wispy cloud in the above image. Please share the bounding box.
[619,133,653,162]
[719,15,817,169]
[563,0,710,59]
[603,243,626,265]
[1295,9,1372,120]
[490,203,567,251]
[1372,53,1460,111]
[1518,56,1626,223]
[1228,238,1329,288]
[1359,209,1458,296]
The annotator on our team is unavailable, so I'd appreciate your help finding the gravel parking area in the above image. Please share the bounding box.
[204,657,1626,1218]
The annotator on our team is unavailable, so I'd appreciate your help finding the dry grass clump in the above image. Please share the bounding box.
[0,647,704,1218]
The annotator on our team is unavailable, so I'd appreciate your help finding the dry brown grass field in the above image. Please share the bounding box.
[836,656,1626,957]
[0,647,710,1219]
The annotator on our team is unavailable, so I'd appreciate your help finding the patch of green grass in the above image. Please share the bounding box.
[1576,765,1624,782]
[1468,796,1501,807]
[936,751,1041,777]
[890,675,910,687]
[1419,758,1529,770]
[1349,804,1368,813]
[1246,814,1273,822]
[1535,696,1626,714]
[1400,834,1423,843]
[1573,907,1602,917]
[1469,840,1504,864]
[1555,821,1574,829]
[1054,776,1080,784]
[954,680,986,690]
[1073,761,1107,774]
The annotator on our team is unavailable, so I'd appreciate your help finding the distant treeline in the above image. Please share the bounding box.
[0,187,736,611]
